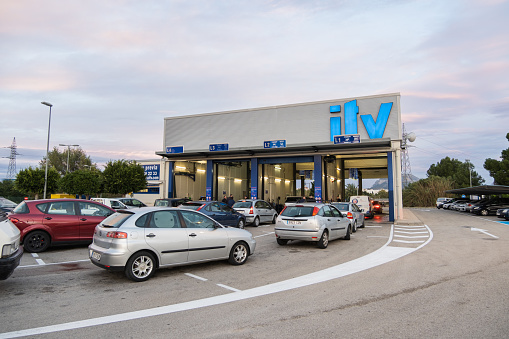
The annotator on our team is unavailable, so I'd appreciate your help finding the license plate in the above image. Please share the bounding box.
[286,220,301,225]
[91,251,101,261]
[238,210,244,213]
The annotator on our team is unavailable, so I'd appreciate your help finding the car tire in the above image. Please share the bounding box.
[271,214,277,224]
[276,238,288,245]
[23,230,51,253]
[344,225,351,240]
[317,230,329,249]
[237,219,245,229]
[125,251,156,282]
[480,209,489,216]
[352,221,357,233]
[228,242,249,265]
[252,216,260,227]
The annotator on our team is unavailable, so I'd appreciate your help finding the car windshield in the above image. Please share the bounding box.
[232,201,251,208]
[179,203,203,210]
[0,198,16,208]
[332,203,349,211]
[101,211,133,228]
[281,206,315,217]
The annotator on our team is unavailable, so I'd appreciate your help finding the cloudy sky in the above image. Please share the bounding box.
[1,0,508,185]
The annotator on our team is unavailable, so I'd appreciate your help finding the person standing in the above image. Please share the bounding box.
[227,194,235,207]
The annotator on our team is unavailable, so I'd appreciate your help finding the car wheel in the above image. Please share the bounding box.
[344,225,351,240]
[23,230,51,253]
[252,216,260,227]
[228,242,249,265]
[352,221,357,233]
[237,219,245,229]
[480,209,489,216]
[125,251,156,282]
[271,214,277,224]
[276,238,288,245]
[317,230,329,249]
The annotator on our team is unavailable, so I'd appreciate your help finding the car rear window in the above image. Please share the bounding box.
[179,203,204,210]
[100,211,133,228]
[12,202,29,214]
[233,201,251,208]
[281,206,315,217]
[154,200,169,207]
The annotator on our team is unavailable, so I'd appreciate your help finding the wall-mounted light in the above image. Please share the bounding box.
[176,166,187,170]
[218,176,226,180]
[285,180,290,184]
[234,178,242,183]
[264,176,268,180]
[197,169,206,173]
[275,165,281,170]
[275,178,281,183]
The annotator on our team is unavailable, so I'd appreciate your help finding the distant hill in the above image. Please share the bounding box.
[369,174,420,190]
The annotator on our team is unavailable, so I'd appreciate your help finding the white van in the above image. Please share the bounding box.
[349,196,374,219]
[0,214,23,280]
[90,198,130,210]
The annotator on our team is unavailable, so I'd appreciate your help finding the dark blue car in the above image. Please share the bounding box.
[178,201,246,229]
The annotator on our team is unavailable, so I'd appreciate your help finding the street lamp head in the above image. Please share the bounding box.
[41,101,53,107]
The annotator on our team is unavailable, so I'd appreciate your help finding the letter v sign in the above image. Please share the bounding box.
[360,103,393,139]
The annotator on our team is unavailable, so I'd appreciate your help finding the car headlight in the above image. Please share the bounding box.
[1,242,18,258]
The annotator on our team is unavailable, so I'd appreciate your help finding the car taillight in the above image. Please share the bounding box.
[312,206,320,216]
[374,204,380,208]
[346,212,353,219]
[8,217,19,224]
[106,231,128,239]
[249,206,254,214]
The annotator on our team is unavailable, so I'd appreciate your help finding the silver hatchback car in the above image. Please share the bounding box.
[274,203,352,249]
[232,199,278,226]
[89,207,256,282]
[330,202,365,232]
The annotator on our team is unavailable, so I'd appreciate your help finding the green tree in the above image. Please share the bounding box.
[403,175,454,207]
[484,133,509,185]
[40,146,95,176]
[0,179,26,202]
[427,156,484,188]
[345,183,358,202]
[102,160,146,195]
[59,169,102,198]
[375,189,389,199]
[15,167,60,199]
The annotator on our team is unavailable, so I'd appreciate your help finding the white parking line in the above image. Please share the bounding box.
[394,235,429,238]
[31,253,46,265]
[184,273,208,281]
[254,232,275,238]
[365,225,382,228]
[216,284,241,292]
[394,231,429,234]
[19,259,90,269]
[393,239,425,244]
[0,224,433,339]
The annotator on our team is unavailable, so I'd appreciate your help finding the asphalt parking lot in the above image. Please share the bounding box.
[2,209,508,338]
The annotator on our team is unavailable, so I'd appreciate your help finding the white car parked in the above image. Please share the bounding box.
[91,198,130,210]
[0,214,23,280]
[275,203,352,249]
[232,199,278,226]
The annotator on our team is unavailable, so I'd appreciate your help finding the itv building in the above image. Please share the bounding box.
[134,93,404,221]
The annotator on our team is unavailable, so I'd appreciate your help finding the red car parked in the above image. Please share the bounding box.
[8,199,115,253]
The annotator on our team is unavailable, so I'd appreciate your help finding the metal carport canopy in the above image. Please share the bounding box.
[445,185,509,196]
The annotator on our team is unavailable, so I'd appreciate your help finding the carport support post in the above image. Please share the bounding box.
[314,155,322,202]
[206,160,213,201]
[387,152,394,222]
[167,161,175,198]
[250,158,258,199]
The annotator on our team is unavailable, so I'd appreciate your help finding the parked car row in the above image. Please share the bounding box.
[496,207,509,220]
[437,197,509,216]
[3,196,365,282]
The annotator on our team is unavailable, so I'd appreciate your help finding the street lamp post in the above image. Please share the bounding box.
[59,144,80,173]
[41,101,53,199]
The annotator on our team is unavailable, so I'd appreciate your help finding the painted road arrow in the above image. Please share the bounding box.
[471,227,499,239]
